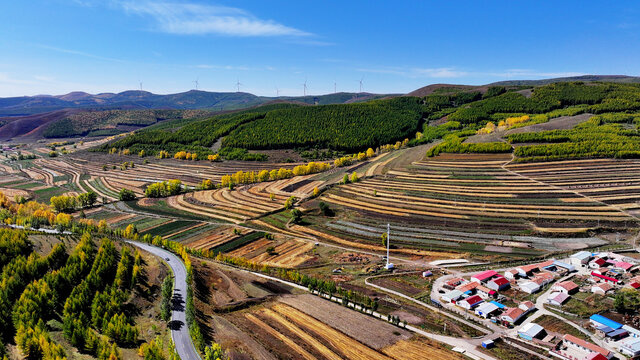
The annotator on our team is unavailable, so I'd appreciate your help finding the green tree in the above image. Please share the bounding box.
[119,188,136,201]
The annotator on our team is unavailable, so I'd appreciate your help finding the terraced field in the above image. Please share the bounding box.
[507,158,640,216]
[304,153,631,254]
[168,176,324,224]
[230,238,315,268]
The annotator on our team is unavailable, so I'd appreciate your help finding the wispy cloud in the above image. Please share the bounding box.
[118,1,311,37]
[37,44,125,63]
[357,66,468,78]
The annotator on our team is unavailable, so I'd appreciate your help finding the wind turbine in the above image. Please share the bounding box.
[359,76,364,93]
[138,80,143,91]
[334,80,337,94]
[302,79,308,96]
[236,78,242,92]
[276,87,280,97]
[193,78,199,90]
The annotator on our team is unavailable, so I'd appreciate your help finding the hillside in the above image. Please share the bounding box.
[99,80,640,161]
[0,89,394,117]
[489,74,640,86]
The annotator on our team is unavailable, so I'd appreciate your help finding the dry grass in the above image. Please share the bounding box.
[382,338,464,360]
[271,303,393,360]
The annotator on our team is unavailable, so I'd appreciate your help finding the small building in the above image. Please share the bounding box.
[553,260,576,273]
[490,300,506,309]
[606,328,628,341]
[487,277,510,291]
[481,339,494,349]
[547,292,570,306]
[504,269,519,280]
[589,258,607,269]
[458,295,483,310]
[457,281,479,294]
[422,270,433,277]
[441,289,464,303]
[519,301,536,314]
[619,337,640,357]
[590,314,622,331]
[591,282,614,296]
[614,261,634,273]
[561,334,612,359]
[532,272,555,287]
[571,251,593,266]
[623,324,640,338]
[552,281,579,295]
[501,307,525,324]
[475,302,500,318]
[591,272,618,284]
[518,323,545,341]
[476,285,497,299]
[444,277,466,290]
[519,281,540,294]
[595,325,615,338]
[516,260,555,277]
[471,270,498,283]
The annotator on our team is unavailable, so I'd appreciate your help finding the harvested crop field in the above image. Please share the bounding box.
[223,296,463,360]
[304,153,627,254]
[382,338,464,360]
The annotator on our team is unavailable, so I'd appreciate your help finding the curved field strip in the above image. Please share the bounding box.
[250,240,314,268]
[293,225,460,258]
[164,222,207,239]
[338,187,624,217]
[228,238,273,258]
[271,303,393,360]
[329,190,628,221]
[185,229,246,250]
[259,308,343,360]
[382,339,464,360]
[243,313,316,360]
[21,168,45,181]
[168,195,244,223]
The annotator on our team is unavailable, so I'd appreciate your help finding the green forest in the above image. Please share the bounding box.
[222,97,425,151]
[1,229,144,360]
[96,81,640,160]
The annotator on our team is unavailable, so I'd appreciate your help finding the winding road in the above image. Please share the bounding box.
[126,241,201,360]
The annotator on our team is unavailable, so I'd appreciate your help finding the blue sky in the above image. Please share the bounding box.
[0,0,639,97]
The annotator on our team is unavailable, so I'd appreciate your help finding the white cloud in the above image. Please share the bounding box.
[412,67,468,78]
[37,44,125,63]
[118,1,311,37]
[357,67,467,78]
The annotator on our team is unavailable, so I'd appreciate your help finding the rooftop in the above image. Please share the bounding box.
[563,334,611,357]
[590,314,622,330]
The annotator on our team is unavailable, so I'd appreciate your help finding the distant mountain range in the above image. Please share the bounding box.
[1,74,638,141]
[0,90,393,117]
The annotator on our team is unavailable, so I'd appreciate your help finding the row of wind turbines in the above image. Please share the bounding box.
[137,77,366,96]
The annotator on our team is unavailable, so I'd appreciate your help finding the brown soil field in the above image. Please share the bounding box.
[279,294,411,350]
[382,338,464,360]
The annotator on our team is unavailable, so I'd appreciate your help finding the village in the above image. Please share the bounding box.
[432,250,640,359]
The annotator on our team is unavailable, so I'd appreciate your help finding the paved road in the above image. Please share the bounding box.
[127,241,201,360]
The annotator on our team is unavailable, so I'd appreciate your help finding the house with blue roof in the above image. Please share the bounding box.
[590,314,622,330]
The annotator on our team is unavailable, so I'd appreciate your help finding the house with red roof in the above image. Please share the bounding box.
[592,282,614,296]
[471,270,498,283]
[457,295,483,310]
[589,258,607,269]
[487,276,510,291]
[591,272,618,284]
[552,281,579,295]
[500,307,524,324]
[559,334,613,359]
